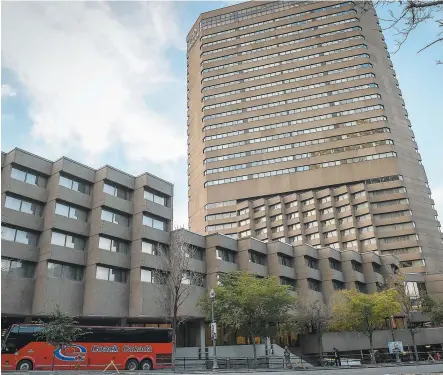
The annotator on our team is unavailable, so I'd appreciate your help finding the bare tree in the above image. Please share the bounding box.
[293,292,334,366]
[361,0,443,63]
[151,229,205,369]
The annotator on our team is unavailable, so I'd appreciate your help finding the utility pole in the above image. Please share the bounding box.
[209,289,218,370]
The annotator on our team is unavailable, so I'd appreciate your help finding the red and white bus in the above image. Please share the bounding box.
[1,324,172,371]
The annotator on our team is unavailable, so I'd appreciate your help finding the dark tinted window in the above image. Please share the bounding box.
[77,327,172,343]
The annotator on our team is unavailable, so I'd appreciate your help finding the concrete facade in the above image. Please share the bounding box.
[186,1,443,295]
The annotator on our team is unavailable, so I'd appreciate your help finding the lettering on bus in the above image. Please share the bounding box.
[91,345,119,353]
[90,345,153,353]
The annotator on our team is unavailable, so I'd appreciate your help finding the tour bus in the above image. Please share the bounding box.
[1,324,172,371]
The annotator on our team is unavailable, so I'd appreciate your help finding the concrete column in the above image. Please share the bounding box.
[120,317,127,326]
[24,316,32,323]
[199,319,206,352]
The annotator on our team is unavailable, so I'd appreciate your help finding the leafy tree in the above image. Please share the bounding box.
[198,271,296,367]
[292,293,333,366]
[34,305,84,370]
[151,229,205,369]
[422,295,443,326]
[330,289,402,363]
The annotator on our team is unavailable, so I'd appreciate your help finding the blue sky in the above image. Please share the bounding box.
[1,1,442,227]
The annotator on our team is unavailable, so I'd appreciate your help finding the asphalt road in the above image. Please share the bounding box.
[5,363,443,374]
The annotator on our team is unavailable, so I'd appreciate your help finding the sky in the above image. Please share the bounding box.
[1,1,442,228]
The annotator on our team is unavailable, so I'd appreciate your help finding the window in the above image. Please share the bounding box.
[305,221,318,229]
[187,246,205,261]
[362,238,376,246]
[206,222,236,231]
[306,233,320,241]
[405,281,427,299]
[308,278,321,292]
[320,207,334,215]
[238,208,249,215]
[272,226,284,233]
[324,230,337,239]
[305,256,319,269]
[372,262,382,274]
[332,280,345,290]
[141,268,153,283]
[59,175,90,195]
[329,242,340,249]
[400,260,425,268]
[339,216,353,224]
[216,247,236,263]
[369,187,406,196]
[382,247,421,256]
[280,277,296,290]
[239,218,250,226]
[270,203,281,210]
[103,182,129,200]
[383,234,418,244]
[239,230,251,238]
[206,212,237,221]
[271,214,283,222]
[47,261,83,281]
[356,282,367,293]
[11,167,46,187]
[279,254,292,267]
[356,214,371,222]
[55,202,87,221]
[256,227,268,235]
[205,200,236,209]
[51,231,85,250]
[1,257,35,278]
[319,196,331,204]
[144,189,167,206]
[286,201,297,208]
[322,219,335,227]
[303,198,314,206]
[181,271,206,287]
[5,195,42,216]
[337,205,351,213]
[341,228,355,236]
[1,225,38,246]
[289,235,302,243]
[142,241,159,255]
[98,236,129,254]
[288,223,301,231]
[371,199,409,208]
[359,226,374,234]
[249,250,266,265]
[335,194,347,202]
[287,212,299,220]
[377,222,415,232]
[254,205,265,213]
[329,258,341,271]
[95,265,127,282]
[143,215,167,231]
[255,216,267,224]
[102,209,129,227]
[352,261,363,273]
[343,240,358,249]
[304,209,316,218]
[352,191,366,199]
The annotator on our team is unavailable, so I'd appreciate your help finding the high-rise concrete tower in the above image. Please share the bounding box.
[186,1,443,278]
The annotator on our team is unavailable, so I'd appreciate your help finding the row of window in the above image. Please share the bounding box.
[205,138,393,175]
[201,20,360,71]
[202,43,368,93]
[202,34,364,81]
[204,115,386,164]
[202,54,371,101]
[205,152,397,187]
[204,83,377,121]
[201,4,354,47]
[205,120,388,156]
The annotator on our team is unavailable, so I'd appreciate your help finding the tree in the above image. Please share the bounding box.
[330,289,402,363]
[362,0,443,63]
[34,305,84,370]
[422,295,443,326]
[198,271,296,367]
[151,229,205,369]
[292,292,334,366]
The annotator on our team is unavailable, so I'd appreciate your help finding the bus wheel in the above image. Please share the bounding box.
[16,360,33,371]
[125,358,139,371]
[140,359,153,370]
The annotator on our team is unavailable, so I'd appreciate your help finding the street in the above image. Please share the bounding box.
[3,363,443,375]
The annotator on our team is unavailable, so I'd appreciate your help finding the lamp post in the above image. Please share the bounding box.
[209,288,218,370]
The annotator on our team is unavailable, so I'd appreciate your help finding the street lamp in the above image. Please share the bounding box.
[209,288,218,370]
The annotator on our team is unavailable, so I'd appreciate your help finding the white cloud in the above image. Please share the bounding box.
[1,1,186,164]
[1,84,17,97]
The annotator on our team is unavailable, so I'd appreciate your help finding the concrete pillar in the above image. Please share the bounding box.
[199,319,206,352]
[24,316,32,323]
[120,318,127,326]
